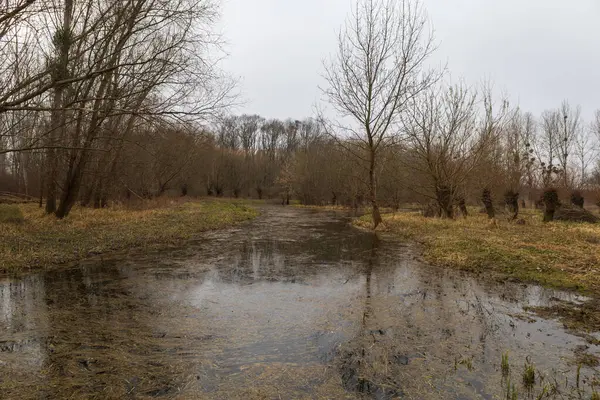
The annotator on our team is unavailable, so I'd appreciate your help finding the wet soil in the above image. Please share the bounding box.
[1,206,599,399]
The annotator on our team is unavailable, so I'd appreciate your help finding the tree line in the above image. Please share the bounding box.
[0,0,234,217]
[1,0,600,222]
[317,0,600,226]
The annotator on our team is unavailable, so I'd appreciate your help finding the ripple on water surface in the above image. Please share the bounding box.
[1,207,598,399]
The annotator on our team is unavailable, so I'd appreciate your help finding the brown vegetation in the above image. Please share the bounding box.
[355,208,600,294]
[0,199,257,273]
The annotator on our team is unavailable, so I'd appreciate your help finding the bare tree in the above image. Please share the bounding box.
[538,110,562,187]
[321,0,437,228]
[238,114,262,155]
[403,83,481,218]
[574,123,596,189]
[538,101,580,188]
[521,112,538,191]
[0,0,236,217]
[582,110,600,188]
[557,101,581,188]
[45,0,74,214]
[499,108,536,216]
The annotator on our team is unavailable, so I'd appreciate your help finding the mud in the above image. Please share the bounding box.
[1,206,599,399]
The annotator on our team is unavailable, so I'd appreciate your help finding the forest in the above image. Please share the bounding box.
[0,0,599,224]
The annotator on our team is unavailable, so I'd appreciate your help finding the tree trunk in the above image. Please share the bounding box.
[571,191,584,208]
[542,188,559,223]
[38,171,44,209]
[482,188,495,219]
[458,198,468,218]
[543,208,556,223]
[369,150,382,229]
[56,132,96,218]
[46,0,74,214]
[80,182,95,207]
[504,190,519,220]
[45,159,58,214]
[93,181,103,208]
[436,185,454,219]
[55,161,84,219]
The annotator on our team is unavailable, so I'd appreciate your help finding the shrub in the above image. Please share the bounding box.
[0,204,24,224]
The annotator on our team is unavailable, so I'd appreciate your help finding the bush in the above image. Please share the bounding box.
[0,204,24,224]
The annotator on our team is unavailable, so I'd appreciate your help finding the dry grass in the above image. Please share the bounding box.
[0,198,258,273]
[354,208,600,294]
[0,204,25,223]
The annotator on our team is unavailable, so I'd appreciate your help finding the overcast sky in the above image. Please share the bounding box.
[219,0,600,121]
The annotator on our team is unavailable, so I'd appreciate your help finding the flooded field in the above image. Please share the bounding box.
[1,207,599,399]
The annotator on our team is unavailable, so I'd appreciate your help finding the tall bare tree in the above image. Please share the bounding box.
[574,123,596,189]
[402,83,488,218]
[321,0,437,228]
[45,0,74,214]
[557,101,581,188]
[538,101,580,188]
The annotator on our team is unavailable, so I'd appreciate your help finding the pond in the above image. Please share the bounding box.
[1,206,598,399]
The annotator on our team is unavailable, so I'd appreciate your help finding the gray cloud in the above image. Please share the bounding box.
[220,0,600,120]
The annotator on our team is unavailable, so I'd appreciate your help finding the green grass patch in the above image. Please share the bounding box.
[0,199,258,273]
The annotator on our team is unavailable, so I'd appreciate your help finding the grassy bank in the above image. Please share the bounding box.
[354,209,600,294]
[0,199,258,273]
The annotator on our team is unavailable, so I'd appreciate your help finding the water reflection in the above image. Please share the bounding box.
[0,207,597,399]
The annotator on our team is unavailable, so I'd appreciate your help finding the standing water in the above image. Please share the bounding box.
[1,207,598,399]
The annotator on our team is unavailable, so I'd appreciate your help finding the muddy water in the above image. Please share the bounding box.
[1,207,598,399]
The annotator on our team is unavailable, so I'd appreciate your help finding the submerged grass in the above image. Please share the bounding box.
[0,198,258,273]
[498,352,599,400]
[522,361,535,390]
[502,352,510,379]
[506,379,518,400]
[354,208,600,295]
